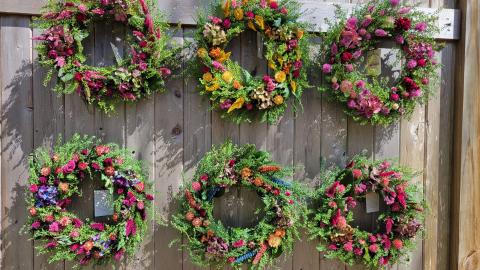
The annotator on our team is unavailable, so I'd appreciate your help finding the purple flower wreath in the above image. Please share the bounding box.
[25,134,154,266]
[319,0,442,125]
[34,0,179,113]
[309,156,425,268]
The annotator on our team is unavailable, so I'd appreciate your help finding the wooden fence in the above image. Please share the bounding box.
[0,0,476,270]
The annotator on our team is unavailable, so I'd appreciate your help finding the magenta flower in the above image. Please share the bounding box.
[374,29,388,37]
[328,244,338,250]
[209,16,222,25]
[354,248,363,256]
[347,99,357,109]
[220,99,232,110]
[343,241,353,252]
[222,18,232,29]
[49,222,60,232]
[390,0,400,6]
[145,14,154,34]
[138,0,149,14]
[90,223,105,231]
[30,184,39,193]
[232,240,245,248]
[395,35,405,44]
[62,160,76,174]
[415,22,427,32]
[91,8,105,16]
[407,59,417,69]
[45,241,58,249]
[398,7,411,14]
[72,218,83,228]
[212,61,225,71]
[31,221,41,229]
[322,64,332,73]
[245,11,254,19]
[126,219,137,237]
[160,67,171,77]
[385,217,394,234]
[192,181,202,191]
[114,249,125,261]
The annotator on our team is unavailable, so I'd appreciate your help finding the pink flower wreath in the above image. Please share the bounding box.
[308,156,425,268]
[319,0,442,125]
[34,0,179,113]
[25,134,154,266]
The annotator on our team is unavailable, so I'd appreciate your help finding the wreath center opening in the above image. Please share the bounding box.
[212,186,265,229]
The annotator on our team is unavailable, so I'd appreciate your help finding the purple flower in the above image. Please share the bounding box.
[62,160,76,174]
[374,29,388,37]
[407,59,417,69]
[352,50,362,59]
[415,22,427,32]
[36,186,58,207]
[322,64,332,73]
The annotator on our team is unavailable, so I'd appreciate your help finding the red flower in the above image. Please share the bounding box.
[392,239,403,249]
[352,169,362,179]
[395,17,411,31]
[78,162,88,170]
[30,184,39,193]
[341,52,353,62]
[269,1,279,9]
[385,217,394,234]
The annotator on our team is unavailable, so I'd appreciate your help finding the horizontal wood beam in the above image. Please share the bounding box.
[0,0,461,40]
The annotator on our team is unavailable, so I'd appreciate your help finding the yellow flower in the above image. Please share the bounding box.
[255,15,265,30]
[223,0,231,17]
[274,71,286,83]
[273,95,284,105]
[217,51,231,63]
[268,234,282,248]
[227,97,245,113]
[222,71,234,84]
[296,29,304,39]
[202,72,213,82]
[268,60,276,70]
[290,80,297,92]
[197,48,208,58]
[234,8,244,21]
[247,20,257,31]
[206,82,220,92]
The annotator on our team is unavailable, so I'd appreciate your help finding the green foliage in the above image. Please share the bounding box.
[194,0,312,124]
[171,142,308,269]
[307,155,426,269]
[33,0,181,113]
[317,0,442,126]
[25,134,154,267]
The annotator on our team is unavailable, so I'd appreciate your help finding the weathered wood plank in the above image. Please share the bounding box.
[0,15,34,270]
[451,0,480,270]
[182,27,212,270]
[0,0,460,40]
[32,26,66,270]
[152,28,184,270]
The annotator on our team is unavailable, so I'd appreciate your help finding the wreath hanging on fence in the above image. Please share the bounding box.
[171,142,305,269]
[319,0,441,125]
[308,156,425,269]
[195,0,310,123]
[25,134,154,266]
[34,0,179,113]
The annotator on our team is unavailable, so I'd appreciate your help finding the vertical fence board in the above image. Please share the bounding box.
[0,15,34,270]
[153,29,185,270]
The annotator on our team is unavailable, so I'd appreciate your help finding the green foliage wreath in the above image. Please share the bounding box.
[195,0,310,123]
[308,156,425,269]
[318,0,442,125]
[25,134,154,266]
[34,0,179,113]
[172,142,306,269]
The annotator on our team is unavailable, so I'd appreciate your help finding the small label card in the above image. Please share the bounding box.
[366,192,380,213]
[94,190,114,217]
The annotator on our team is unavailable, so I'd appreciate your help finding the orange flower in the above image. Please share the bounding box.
[83,240,94,251]
[274,228,286,237]
[41,167,51,176]
[58,182,69,192]
[268,234,282,248]
[210,47,222,58]
[223,0,231,17]
[233,80,243,89]
[192,217,203,227]
[253,177,264,187]
[297,29,304,39]
[203,72,213,82]
[241,167,252,179]
[255,15,265,30]
[185,212,195,221]
[258,165,281,173]
[104,166,115,176]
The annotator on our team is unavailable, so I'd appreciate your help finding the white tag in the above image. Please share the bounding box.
[365,192,380,213]
[94,190,114,217]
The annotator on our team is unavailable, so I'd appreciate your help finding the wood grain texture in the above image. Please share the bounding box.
[0,15,34,270]
[451,0,480,270]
